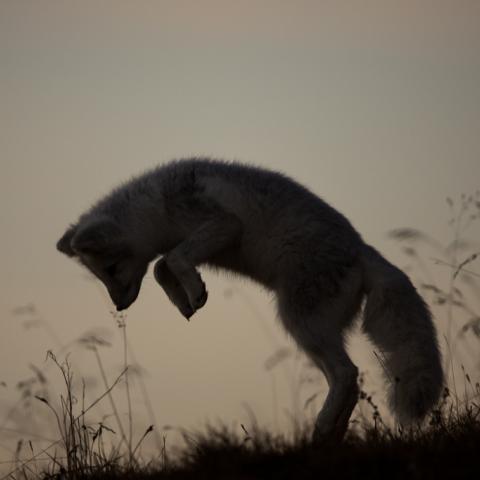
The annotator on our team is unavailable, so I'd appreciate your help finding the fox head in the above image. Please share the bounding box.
[57,216,149,311]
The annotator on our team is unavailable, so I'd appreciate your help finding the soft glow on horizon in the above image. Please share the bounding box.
[1,1,479,460]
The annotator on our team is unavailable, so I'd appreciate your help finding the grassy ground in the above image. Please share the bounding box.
[13,379,478,480]
[3,348,478,480]
[76,404,480,480]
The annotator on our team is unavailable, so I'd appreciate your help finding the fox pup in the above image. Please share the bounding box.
[57,158,443,441]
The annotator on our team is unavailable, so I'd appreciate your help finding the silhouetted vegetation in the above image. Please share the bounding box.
[2,192,479,479]
[4,353,480,480]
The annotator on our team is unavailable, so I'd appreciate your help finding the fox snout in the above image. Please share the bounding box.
[114,297,132,312]
[108,281,142,312]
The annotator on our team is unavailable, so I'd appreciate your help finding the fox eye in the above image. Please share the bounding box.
[105,263,118,277]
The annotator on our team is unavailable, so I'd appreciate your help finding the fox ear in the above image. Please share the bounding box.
[70,217,125,255]
[57,225,78,257]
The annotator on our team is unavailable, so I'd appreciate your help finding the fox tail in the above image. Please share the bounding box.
[360,244,444,423]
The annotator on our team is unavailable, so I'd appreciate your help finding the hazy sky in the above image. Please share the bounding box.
[1,0,479,456]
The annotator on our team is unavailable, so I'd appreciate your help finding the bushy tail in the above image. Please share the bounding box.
[360,244,444,423]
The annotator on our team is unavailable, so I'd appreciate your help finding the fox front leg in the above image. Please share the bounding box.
[154,257,196,320]
[164,211,243,316]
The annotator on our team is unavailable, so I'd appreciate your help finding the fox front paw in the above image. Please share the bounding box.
[154,257,209,319]
[183,271,208,312]
[173,298,196,320]
[193,280,208,310]
[154,258,195,320]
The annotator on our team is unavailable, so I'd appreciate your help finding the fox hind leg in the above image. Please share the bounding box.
[277,266,363,442]
[308,341,359,442]
[285,319,359,442]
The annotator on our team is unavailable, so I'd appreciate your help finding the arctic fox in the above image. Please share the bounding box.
[57,158,443,441]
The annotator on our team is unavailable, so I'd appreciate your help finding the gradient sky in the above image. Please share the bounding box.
[1,0,479,458]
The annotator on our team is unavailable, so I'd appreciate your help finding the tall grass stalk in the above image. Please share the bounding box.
[91,345,129,457]
[116,316,134,464]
